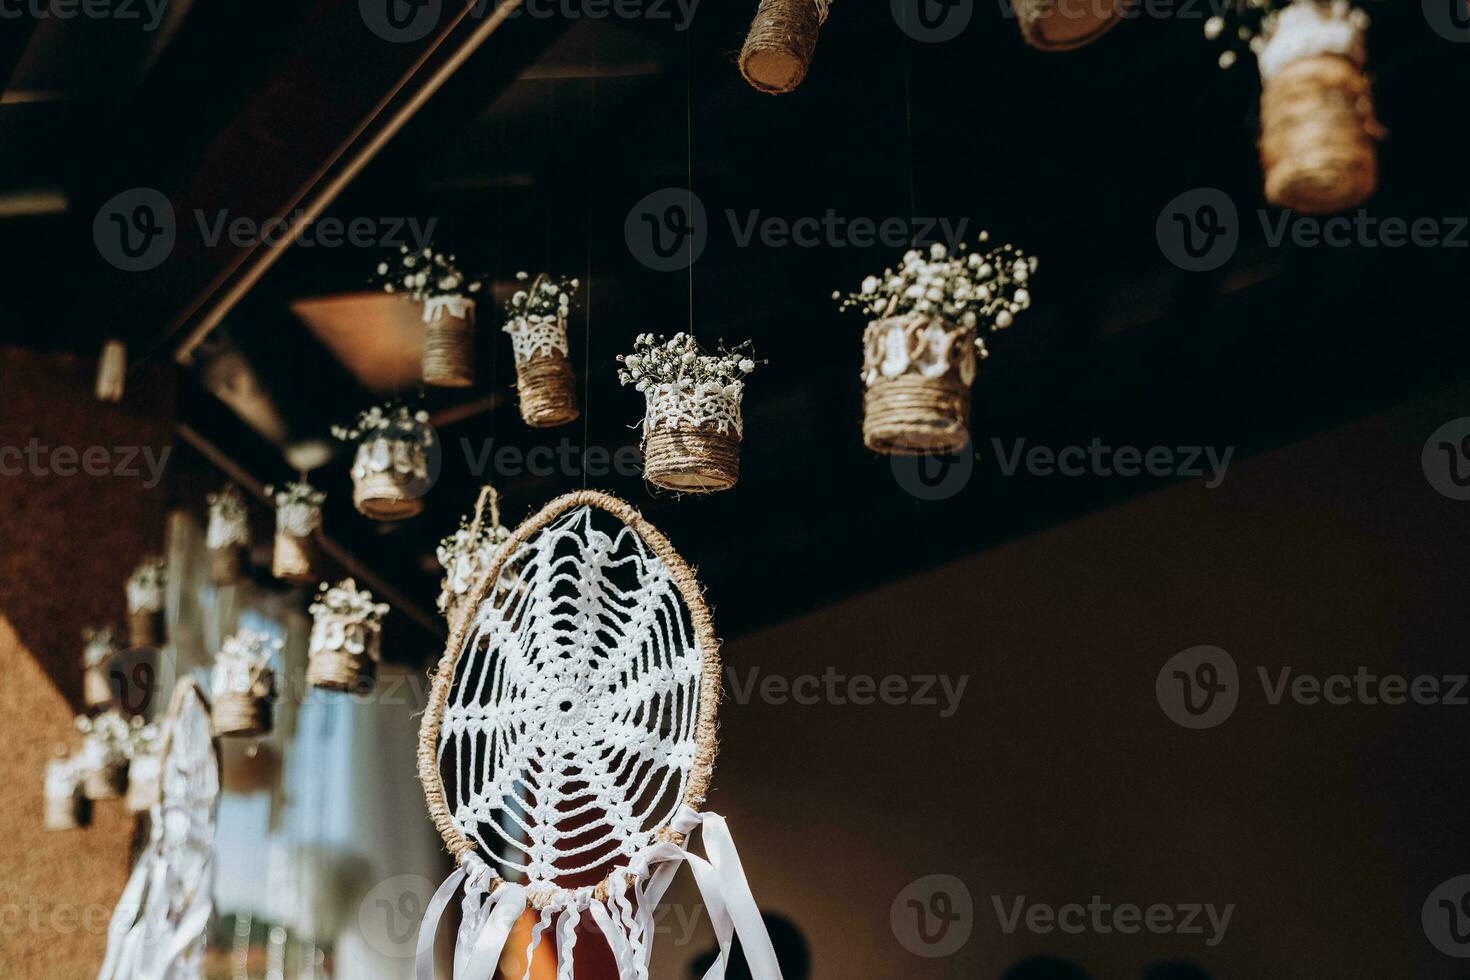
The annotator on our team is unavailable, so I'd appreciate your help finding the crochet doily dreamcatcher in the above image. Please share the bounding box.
[417,490,783,980]
[99,680,219,980]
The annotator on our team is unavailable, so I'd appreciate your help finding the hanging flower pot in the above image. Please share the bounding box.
[372,245,484,388]
[837,237,1038,455]
[44,756,86,831]
[125,556,166,648]
[738,0,830,94]
[308,578,388,692]
[618,334,762,493]
[82,626,118,711]
[124,743,162,815]
[437,486,515,630]
[206,484,251,584]
[76,712,131,801]
[1012,0,1124,52]
[210,630,280,738]
[333,403,436,521]
[267,482,325,583]
[503,272,580,429]
[1208,0,1379,214]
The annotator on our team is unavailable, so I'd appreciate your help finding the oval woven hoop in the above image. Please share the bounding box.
[1260,53,1379,215]
[739,0,825,94]
[1012,0,1123,51]
[418,489,722,909]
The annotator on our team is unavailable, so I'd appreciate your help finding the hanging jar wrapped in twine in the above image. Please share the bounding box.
[76,712,131,801]
[210,630,280,738]
[44,754,87,831]
[1012,0,1124,51]
[618,333,762,493]
[82,626,118,711]
[267,482,325,583]
[125,556,166,648]
[837,237,1038,456]
[739,0,830,94]
[437,486,515,630]
[503,272,581,429]
[422,294,476,388]
[307,578,389,692]
[334,403,436,521]
[206,484,251,585]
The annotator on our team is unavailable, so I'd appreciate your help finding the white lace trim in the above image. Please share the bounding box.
[503,315,570,364]
[205,511,249,550]
[308,613,383,662]
[862,315,977,388]
[423,294,474,324]
[643,382,745,436]
[1259,2,1366,80]
[437,526,515,615]
[276,500,322,538]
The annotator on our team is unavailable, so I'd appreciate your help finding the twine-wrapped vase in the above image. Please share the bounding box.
[206,485,251,585]
[211,631,280,738]
[505,315,580,428]
[862,315,976,456]
[1012,0,1123,51]
[271,487,324,583]
[439,487,515,630]
[739,0,828,94]
[308,578,388,693]
[125,557,166,647]
[422,295,476,388]
[351,435,430,521]
[82,628,118,710]
[44,760,86,831]
[641,384,744,493]
[1257,2,1379,214]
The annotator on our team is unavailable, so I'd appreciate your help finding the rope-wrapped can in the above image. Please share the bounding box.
[351,435,430,521]
[306,646,378,693]
[1260,53,1379,214]
[84,664,113,711]
[308,586,385,692]
[515,351,580,429]
[210,544,244,585]
[83,761,129,801]
[862,316,975,456]
[45,790,86,831]
[1012,0,1124,51]
[128,608,163,649]
[422,299,476,388]
[272,530,318,583]
[644,427,742,493]
[739,0,826,94]
[212,688,273,738]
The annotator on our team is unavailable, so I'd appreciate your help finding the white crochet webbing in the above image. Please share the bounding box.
[1258,1,1367,80]
[99,683,218,980]
[643,383,746,437]
[503,315,570,364]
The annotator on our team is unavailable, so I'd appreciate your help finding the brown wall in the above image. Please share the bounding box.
[657,383,1470,980]
[0,349,174,978]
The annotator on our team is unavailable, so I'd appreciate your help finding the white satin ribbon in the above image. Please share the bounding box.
[417,858,525,980]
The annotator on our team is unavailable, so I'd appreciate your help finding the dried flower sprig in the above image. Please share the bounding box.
[330,402,433,444]
[76,710,132,749]
[123,717,164,759]
[504,271,579,321]
[617,333,763,395]
[310,578,390,626]
[371,245,483,302]
[82,626,118,669]
[265,482,326,508]
[1206,0,1370,70]
[834,237,1037,358]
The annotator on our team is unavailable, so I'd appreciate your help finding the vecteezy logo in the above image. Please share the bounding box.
[1156,646,1239,729]
[1422,418,1470,500]
[360,0,441,43]
[1156,188,1239,272]
[1424,0,1470,43]
[93,188,175,272]
[107,645,173,716]
[1423,874,1470,957]
[890,442,975,500]
[359,874,437,957]
[891,874,973,958]
[624,188,707,272]
[891,0,973,42]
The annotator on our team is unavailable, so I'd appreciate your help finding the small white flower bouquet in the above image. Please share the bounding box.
[333,402,435,521]
[211,629,281,738]
[503,272,581,428]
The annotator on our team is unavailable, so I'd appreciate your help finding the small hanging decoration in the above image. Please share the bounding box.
[205,483,251,584]
[618,333,763,493]
[76,711,132,801]
[503,271,581,428]
[1208,0,1380,214]
[210,629,279,738]
[43,753,86,831]
[125,556,166,648]
[95,338,127,403]
[333,402,436,521]
[266,481,325,583]
[307,578,388,692]
[837,236,1038,455]
[1012,0,1123,51]
[373,245,484,387]
[738,0,830,94]
[99,679,219,980]
[437,487,514,630]
[82,626,119,711]
[123,719,165,815]
[416,491,785,980]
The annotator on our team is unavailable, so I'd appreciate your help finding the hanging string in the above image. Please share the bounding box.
[582,28,598,491]
[686,23,695,335]
[901,26,916,246]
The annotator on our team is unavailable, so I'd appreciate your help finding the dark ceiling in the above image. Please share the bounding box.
[6,2,1470,656]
